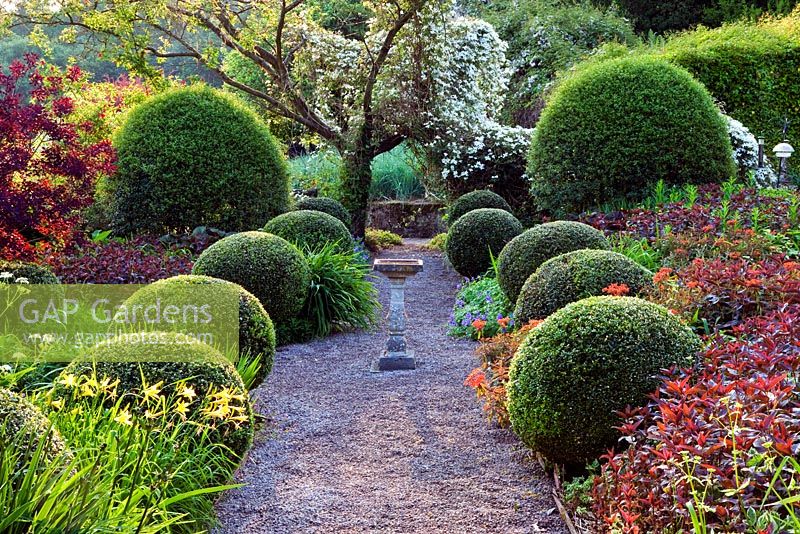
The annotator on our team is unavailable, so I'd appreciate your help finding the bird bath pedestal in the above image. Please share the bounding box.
[372,258,424,371]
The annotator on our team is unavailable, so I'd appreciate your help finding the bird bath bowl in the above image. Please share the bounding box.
[372,258,423,371]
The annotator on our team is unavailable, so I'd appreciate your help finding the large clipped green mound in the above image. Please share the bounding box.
[60,333,253,457]
[0,387,68,465]
[192,231,310,323]
[528,56,734,214]
[497,221,609,303]
[448,190,513,225]
[508,296,701,465]
[110,85,290,234]
[0,260,59,284]
[263,210,352,253]
[294,196,351,228]
[514,249,653,322]
[125,275,276,388]
[446,209,523,278]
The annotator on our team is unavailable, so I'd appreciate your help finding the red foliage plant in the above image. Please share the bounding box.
[46,235,212,284]
[651,256,800,329]
[465,320,543,427]
[0,55,116,260]
[592,306,800,533]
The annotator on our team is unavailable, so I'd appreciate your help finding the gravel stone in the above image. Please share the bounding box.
[214,249,567,533]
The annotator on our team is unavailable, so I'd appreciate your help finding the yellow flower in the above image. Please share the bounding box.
[144,409,160,420]
[49,398,64,410]
[203,406,230,420]
[174,400,190,419]
[114,408,133,426]
[69,406,83,417]
[178,385,197,401]
[142,381,164,402]
[58,374,78,388]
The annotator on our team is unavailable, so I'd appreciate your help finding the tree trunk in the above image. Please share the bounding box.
[341,149,374,238]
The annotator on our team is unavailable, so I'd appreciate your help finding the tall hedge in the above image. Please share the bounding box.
[111,86,289,234]
[529,56,734,214]
[658,12,800,146]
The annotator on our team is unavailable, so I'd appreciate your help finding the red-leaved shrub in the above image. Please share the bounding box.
[592,306,800,532]
[651,256,800,329]
[0,55,116,260]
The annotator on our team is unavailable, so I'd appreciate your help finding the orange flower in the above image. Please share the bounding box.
[471,319,487,331]
[685,281,700,289]
[744,278,762,288]
[497,316,510,328]
[784,261,800,271]
[602,283,630,296]
[653,267,674,284]
[464,368,486,389]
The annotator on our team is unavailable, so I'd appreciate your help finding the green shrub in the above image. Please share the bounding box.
[0,261,59,284]
[446,209,523,278]
[297,242,380,338]
[507,296,701,465]
[497,221,610,302]
[514,249,653,322]
[0,388,67,465]
[364,227,403,252]
[59,333,254,457]
[110,85,289,234]
[125,275,276,389]
[448,190,513,225]
[528,56,735,214]
[294,196,351,228]
[426,232,448,252]
[263,210,352,253]
[192,231,311,323]
[658,12,800,147]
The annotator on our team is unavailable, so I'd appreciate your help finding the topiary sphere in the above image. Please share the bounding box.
[0,387,68,466]
[192,231,310,323]
[448,190,513,225]
[263,210,352,253]
[125,275,276,389]
[0,260,59,284]
[508,296,701,465]
[58,333,254,457]
[497,221,609,302]
[294,196,351,228]
[111,85,290,234]
[514,249,653,322]
[528,56,735,214]
[446,208,523,278]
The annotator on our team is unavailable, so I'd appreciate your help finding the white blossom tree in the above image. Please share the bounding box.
[9,0,533,231]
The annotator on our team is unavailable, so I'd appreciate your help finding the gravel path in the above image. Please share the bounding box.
[215,247,566,533]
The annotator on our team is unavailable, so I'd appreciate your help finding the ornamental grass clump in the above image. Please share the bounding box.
[497,221,610,302]
[507,296,701,465]
[446,208,523,278]
[192,231,310,323]
[514,249,652,322]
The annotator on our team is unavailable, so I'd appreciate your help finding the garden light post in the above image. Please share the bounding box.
[372,258,424,371]
[774,141,795,185]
